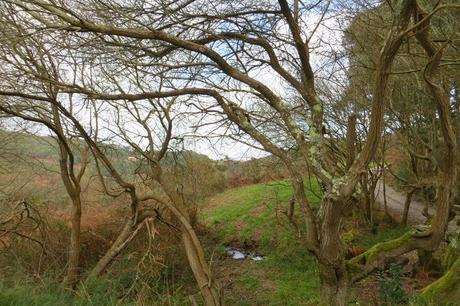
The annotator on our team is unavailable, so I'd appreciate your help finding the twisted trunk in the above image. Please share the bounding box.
[316,1,416,303]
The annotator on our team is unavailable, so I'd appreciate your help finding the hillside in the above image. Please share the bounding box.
[200,180,409,305]
[0,131,455,305]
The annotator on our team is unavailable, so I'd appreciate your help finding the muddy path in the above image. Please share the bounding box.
[374,181,456,232]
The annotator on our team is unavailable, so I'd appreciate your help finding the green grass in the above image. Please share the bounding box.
[0,280,120,306]
[203,178,321,248]
[203,178,322,305]
[262,247,319,305]
[354,225,409,249]
[2,171,417,306]
[237,272,261,290]
[0,274,191,306]
[202,179,415,305]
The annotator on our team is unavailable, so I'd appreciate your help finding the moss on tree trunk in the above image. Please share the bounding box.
[419,257,460,305]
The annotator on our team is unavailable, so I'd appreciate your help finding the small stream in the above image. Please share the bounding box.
[226,247,264,261]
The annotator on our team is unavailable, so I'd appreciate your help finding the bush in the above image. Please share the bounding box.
[378,264,409,305]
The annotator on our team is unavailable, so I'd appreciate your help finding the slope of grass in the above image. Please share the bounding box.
[202,178,322,305]
[202,178,321,248]
[202,179,414,305]
[0,278,122,306]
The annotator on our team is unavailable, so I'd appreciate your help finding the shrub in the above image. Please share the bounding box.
[378,264,409,305]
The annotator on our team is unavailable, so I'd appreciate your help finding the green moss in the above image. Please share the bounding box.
[418,257,460,305]
[355,226,410,249]
[420,258,460,305]
[442,228,460,271]
[342,228,361,244]
[347,229,413,272]
[366,231,413,263]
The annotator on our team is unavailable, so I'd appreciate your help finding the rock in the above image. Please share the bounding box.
[225,247,265,260]
[227,249,246,260]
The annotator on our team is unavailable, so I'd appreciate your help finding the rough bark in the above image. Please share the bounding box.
[318,199,347,306]
[318,262,348,306]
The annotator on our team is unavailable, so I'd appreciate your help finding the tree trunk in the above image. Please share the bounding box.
[158,177,222,306]
[182,230,221,306]
[318,199,347,306]
[318,262,348,306]
[289,174,319,252]
[64,196,82,286]
[88,218,140,278]
[401,189,415,226]
[382,171,390,218]
[361,174,372,224]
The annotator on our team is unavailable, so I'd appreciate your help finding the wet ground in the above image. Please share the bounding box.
[226,247,264,261]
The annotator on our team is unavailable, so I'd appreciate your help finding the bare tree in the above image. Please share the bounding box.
[0,7,222,303]
[0,18,91,285]
[0,0,458,304]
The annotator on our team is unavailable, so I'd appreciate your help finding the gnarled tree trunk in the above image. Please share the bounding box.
[318,199,347,306]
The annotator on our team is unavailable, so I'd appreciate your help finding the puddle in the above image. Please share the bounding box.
[226,247,264,261]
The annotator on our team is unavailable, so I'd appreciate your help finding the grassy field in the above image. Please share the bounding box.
[201,179,322,305]
[201,179,411,306]
[202,179,321,247]
[1,153,412,306]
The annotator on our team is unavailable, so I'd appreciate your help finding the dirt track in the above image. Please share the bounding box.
[374,181,433,224]
[374,181,457,233]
